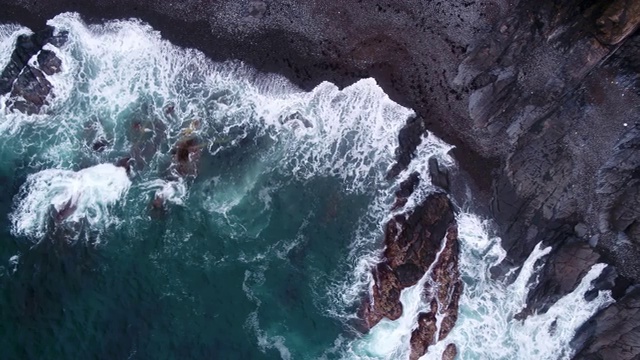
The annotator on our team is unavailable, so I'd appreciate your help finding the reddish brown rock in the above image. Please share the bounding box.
[361,190,462,359]
[362,262,403,328]
[594,0,640,45]
[409,300,438,360]
[442,343,458,360]
[410,225,463,359]
[361,193,455,329]
[431,226,463,341]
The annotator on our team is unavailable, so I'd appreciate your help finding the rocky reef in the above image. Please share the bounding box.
[360,184,462,359]
[0,25,65,114]
[1,0,640,358]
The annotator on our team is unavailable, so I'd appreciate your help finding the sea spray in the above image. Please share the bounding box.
[10,164,131,241]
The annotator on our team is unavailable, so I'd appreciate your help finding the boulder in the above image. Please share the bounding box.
[442,344,458,360]
[37,49,62,75]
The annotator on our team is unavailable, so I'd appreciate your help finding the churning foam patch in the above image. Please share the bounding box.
[341,212,613,360]
[39,12,419,195]
[420,213,613,360]
[10,163,131,241]
[0,24,31,71]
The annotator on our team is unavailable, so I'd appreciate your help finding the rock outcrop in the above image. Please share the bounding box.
[572,287,640,360]
[361,192,455,328]
[409,225,462,360]
[0,25,66,114]
[361,180,462,359]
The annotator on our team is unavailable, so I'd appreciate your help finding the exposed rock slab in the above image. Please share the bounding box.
[572,287,640,359]
[410,225,462,359]
[361,183,462,359]
[361,192,455,328]
[0,25,66,114]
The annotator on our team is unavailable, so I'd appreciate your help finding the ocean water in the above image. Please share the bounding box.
[0,13,613,360]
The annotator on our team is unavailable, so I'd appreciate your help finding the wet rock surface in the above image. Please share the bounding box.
[409,225,462,359]
[361,192,456,328]
[0,25,66,114]
[2,0,640,358]
[361,186,462,359]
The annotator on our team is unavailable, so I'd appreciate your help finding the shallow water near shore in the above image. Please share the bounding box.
[0,13,612,360]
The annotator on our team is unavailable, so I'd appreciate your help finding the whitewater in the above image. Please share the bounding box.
[0,13,612,360]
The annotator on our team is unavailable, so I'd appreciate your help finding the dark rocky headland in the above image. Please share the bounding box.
[1,0,640,358]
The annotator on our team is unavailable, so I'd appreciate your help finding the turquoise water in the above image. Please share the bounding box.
[0,13,613,360]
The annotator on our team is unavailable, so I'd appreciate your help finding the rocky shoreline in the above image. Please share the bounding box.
[1,0,639,358]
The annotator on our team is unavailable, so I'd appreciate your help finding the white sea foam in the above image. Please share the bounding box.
[420,213,613,360]
[10,163,131,241]
[45,13,415,192]
[139,178,188,206]
[0,12,423,247]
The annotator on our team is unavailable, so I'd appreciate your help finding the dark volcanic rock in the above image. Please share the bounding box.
[595,124,640,275]
[0,24,66,114]
[7,66,53,114]
[37,49,62,75]
[0,25,54,94]
[516,240,602,320]
[388,115,426,179]
[428,157,450,192]
[392,171,420,211]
